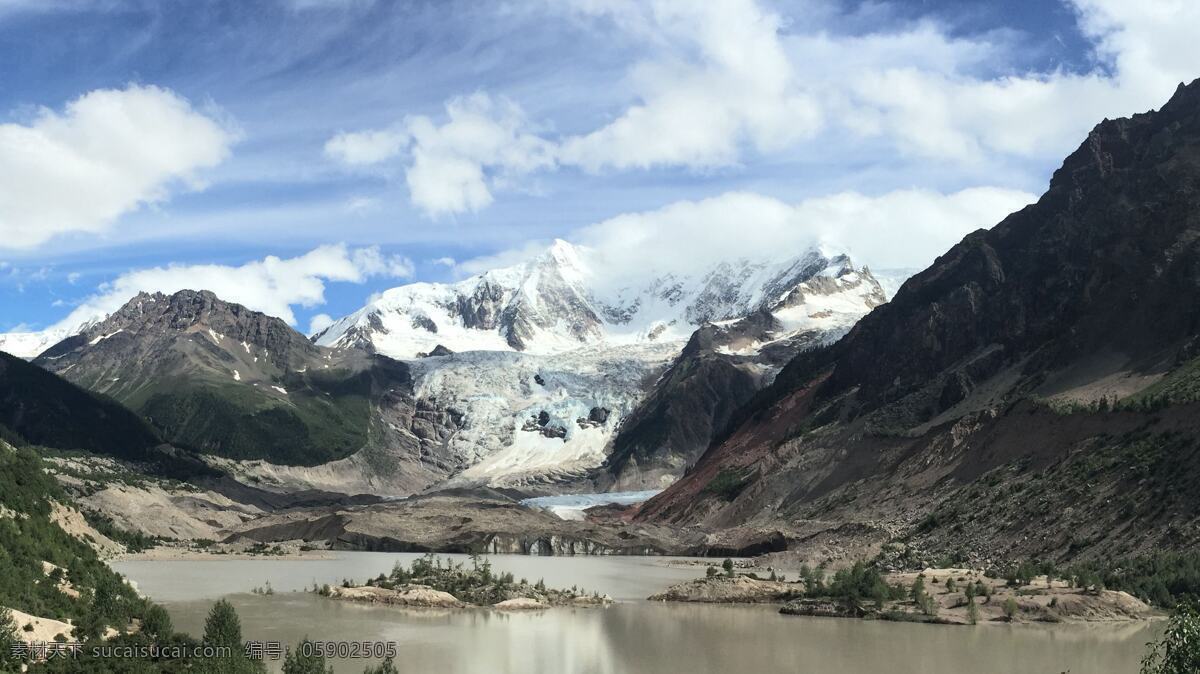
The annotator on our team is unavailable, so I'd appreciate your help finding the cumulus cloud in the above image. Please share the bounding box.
[0,84,235,249]
[464,187,1035,285]
[307,313,334,336]
[557,0,820,171]
[325,93,555,216]
[49,244,413,331]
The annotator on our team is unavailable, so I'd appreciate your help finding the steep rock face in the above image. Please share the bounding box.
[810,80,1200,424]
[637,80,1200,563]
[602,258,886,490]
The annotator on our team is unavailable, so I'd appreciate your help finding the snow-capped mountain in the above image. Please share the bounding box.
[0,316,106,359]
[4,239,887,497]
[306,239,888,491]
[314,239,866,358]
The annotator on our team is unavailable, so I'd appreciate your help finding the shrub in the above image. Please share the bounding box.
[1003,597,1018,621]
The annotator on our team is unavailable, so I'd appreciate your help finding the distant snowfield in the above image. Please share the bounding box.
[520,490,661,521]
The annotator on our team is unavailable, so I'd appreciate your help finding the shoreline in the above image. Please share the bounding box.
[112,545,336,562]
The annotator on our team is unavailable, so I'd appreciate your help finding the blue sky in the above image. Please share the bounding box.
[0,0,1197,339]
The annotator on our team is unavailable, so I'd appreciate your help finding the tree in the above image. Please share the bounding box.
[364,658,400,674]
[142,604,173,641]
[706,566,720,578]
[204,600,243,651]
[910,577,926,604]
[946,578,957,593]
[722,559,735,577]
[967,598,980,625]
[977,580,992,603]
[198,599,265,674]
[1003,597,1018,621]
[1141,603,1200,674]
[282,639,333,674]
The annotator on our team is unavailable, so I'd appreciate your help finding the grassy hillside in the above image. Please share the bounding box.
[137,367,372,465]
[0,352,161,461]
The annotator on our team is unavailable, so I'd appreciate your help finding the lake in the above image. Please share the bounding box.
[113,552,1161,674]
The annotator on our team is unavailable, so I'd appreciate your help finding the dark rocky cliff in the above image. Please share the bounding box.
[636,79,1200,564]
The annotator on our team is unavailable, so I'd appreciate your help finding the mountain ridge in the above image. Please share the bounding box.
[634,78,1200,564]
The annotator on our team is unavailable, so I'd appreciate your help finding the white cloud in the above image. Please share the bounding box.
[326,93,555,217]
[430,256,457,267]
[466,187,1035,284]
[0,84,235,249]
[557,0,820,171]
[343,195,382,214]
[325,127,407,166]
[328,0,1200,217]
[49,243,413,331]
[307,313,334,336]
[803,0,1200,163]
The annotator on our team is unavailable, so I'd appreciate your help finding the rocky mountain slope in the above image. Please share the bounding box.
[602,258,886,490]
[28,291,467,496]
[314,243,885,491]
[637,79,1200,564]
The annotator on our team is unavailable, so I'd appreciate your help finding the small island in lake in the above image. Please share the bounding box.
[317,553,613,610]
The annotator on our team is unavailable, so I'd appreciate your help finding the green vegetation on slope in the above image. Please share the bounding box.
[1123,356,1200,410]
[138,369,370,466]
[0,352,161,462]
[1066,552,1200,609]
[0,442,146,625]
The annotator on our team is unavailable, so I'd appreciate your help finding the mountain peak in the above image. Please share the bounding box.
[314,241,879,359]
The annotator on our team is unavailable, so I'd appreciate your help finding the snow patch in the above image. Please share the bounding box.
[88,329,124,346]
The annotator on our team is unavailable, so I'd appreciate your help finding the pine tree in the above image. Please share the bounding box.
[204,600,243,651]
[141,604,173,641]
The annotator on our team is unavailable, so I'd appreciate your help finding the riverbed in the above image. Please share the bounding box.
[113,552,1160,674]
